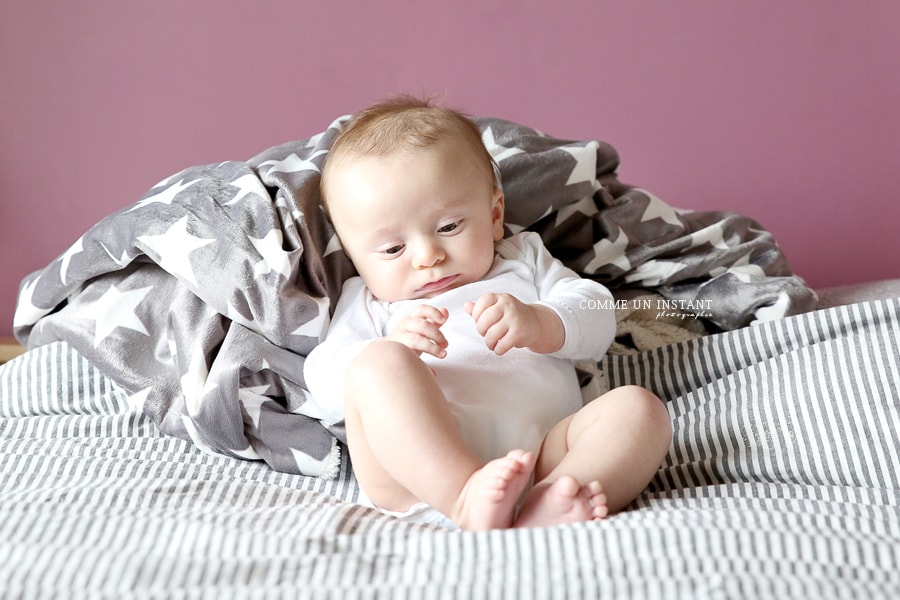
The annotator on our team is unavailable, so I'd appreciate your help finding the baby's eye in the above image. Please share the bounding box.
[438,221,460,234]
[384,244,404,256]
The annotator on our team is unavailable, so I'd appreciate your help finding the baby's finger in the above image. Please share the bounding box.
[481,321,510,353]
[406,334,447,358]
[468,293,499,322]
[410,304,449,325]
[404,318,448,348]
[492,334,516,356]
[471,303,504,337]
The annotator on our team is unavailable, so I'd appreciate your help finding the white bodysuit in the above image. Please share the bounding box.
[303,232,617,464]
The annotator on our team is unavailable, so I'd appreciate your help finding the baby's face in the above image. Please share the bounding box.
[325,142,504,302]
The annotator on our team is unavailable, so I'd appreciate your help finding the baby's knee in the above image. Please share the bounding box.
[346,340,419,387]
[615,385,672,436]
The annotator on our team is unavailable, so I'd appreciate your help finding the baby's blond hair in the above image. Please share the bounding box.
[320,96,498,209]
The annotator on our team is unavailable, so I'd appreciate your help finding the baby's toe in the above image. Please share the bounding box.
[585,480,604,496]
[506,449,536,472]
[555,476,581,498]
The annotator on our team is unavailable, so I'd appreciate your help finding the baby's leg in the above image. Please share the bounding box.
[344,340,535,530]
[515,385,671,528]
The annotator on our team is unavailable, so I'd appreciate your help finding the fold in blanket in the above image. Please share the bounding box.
[13,116,817,476]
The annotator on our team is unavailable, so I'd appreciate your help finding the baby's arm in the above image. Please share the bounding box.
[465,293,564,356]
[490,232,617,361]
[303,279,380,424]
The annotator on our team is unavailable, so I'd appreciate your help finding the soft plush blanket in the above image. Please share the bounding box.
[12,116,816,476]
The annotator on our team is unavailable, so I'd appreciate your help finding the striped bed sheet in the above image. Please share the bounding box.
[1,298,898,599]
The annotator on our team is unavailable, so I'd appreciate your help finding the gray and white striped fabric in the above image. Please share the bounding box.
[2,298,898,599]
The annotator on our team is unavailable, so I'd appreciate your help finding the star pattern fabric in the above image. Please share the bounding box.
[482,127,525,163]
[128,178,199,212]
[58,236,84,285]
[248,230,292,279]
[259,150,327,176]
[560,142,601,188]
[138,217,216,286]
[75,284,152,345]
[640,190,683,227]
[225,173,269,206]
[12,115,816,477]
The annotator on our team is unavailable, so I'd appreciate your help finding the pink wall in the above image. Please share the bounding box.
[2,1,899,336]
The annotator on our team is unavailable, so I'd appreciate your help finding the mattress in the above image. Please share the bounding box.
[2,297,898,598]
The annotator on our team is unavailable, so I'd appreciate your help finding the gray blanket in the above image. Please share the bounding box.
[12,116,816,476]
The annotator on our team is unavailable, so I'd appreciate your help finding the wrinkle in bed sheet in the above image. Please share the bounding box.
[1,299,898,598]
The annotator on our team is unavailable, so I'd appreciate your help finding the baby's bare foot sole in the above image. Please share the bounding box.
[514,477,608,528]
[452,450,536,530]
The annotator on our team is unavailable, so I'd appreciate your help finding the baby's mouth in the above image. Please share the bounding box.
[416,274,459,295]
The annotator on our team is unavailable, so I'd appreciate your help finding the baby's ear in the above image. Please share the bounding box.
[491,188,505,241]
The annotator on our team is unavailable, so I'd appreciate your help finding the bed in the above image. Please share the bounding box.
[2,117,898,599]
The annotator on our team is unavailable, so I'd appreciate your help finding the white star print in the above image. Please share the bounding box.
[290,295,331,339]
[167,337,177,365]
[726,230,744,248]
[290,446,337,477]
[555,195,598,227]
[584,229,631,273]
[259,150,328,175]
[225,302,259,333]
[323,233,343,257]
[12,278,52,327]
[127,387,152,412]
[708,253,766,283]
[99,242,132,268]
[180,416,216,455]
[230,445,263,461]
[305,130,327,148]
[239,386,271,430]
[624,260,688,286]
[639,190,683,227]
[225,174,269,206]
[148,172,178,190]
[688,223,730,250]
[249,230,292,279]
[75,284,152,345]
[58,236,84,285]
[328,115,350,133]
[137,217,216,286]
[181,343,216,417]
[127,178,199,212]
[754,291,791,322]
[482,127,524,163]
[537,205,554,221]
[560,142,600,187]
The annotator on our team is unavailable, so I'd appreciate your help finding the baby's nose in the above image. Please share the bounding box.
[414,241,445,268]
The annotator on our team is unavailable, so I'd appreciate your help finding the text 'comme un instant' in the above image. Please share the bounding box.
[579,298,713,320]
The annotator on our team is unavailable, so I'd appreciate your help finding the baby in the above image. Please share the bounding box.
[304,97,672,530]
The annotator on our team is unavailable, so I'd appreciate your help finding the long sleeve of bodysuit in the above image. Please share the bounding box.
[495,232,616,361]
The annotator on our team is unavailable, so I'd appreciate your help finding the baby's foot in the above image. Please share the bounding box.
[451,450,536,531]
[514,477,608,528]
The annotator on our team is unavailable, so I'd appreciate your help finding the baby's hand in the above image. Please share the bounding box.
[385,305,449,359]
[465,293,564,356]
